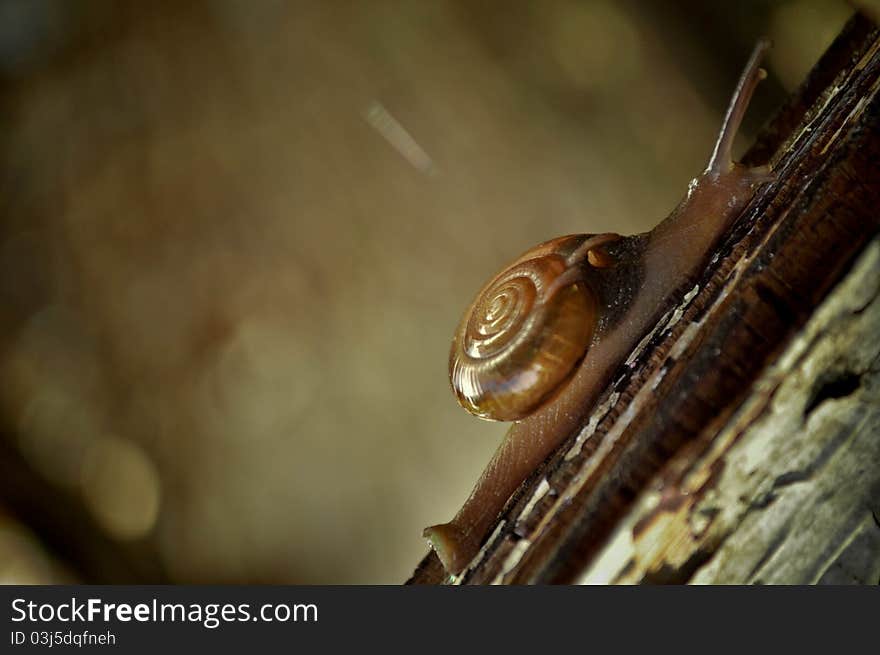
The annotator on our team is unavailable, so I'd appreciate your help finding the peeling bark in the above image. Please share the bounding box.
[585,240,880,585]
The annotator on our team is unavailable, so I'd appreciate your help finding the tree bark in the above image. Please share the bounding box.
[408,12,880,585]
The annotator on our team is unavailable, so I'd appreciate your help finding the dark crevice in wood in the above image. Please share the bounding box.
[803,371,863,418]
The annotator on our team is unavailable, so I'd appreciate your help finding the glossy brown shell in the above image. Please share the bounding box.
[449,235,599,421]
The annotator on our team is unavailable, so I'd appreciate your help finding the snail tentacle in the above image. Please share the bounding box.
[707,39,771,177]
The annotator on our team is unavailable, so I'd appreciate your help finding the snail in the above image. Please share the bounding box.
[424,40,776,575]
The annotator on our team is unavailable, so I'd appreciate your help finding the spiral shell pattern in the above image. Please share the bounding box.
[449,237,598,421]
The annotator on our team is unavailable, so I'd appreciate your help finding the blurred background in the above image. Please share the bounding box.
[0,0,855,583]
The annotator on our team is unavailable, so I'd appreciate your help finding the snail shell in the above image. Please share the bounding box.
[449,234,620,421]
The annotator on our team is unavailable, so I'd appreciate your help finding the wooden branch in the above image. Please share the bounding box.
[408,12,880,585]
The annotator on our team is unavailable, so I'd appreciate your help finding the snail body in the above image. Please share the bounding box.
[425,40,776,575]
